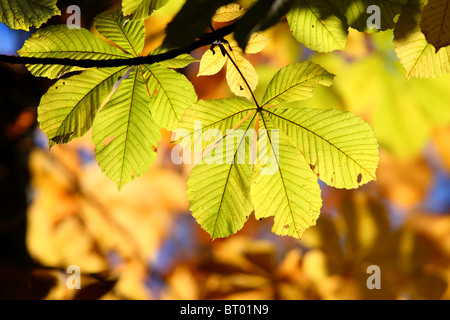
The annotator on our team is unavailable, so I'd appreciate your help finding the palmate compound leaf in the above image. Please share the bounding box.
[0,0,60,31]
[32,9,197,189]
[177,61,379,239]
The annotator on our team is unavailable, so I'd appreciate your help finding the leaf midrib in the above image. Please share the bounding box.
[211,112,257,239]
[263,109,375,179]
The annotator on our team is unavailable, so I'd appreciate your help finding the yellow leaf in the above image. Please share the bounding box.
[198,46,227,76]
[225,48,258,100]
[245,33,271,54]
[212,3,244,22]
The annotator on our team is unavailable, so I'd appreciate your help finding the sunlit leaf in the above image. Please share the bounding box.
[287,0,348,52]
[261,61,334,106]
[94,9,146,56]
[225,47,259,100]
[38,67,128,147]
[184,100,256,239]
[122,0,169,20]
[18,25,130,79]
[198,46,228,76]
[394,0,450,79]
[93,68,161,190]
[244,33,271,54]
[0,0,60,31]
[212,3,244,22]
[268,107,379,189]
[251,120,322,238]
[142,63,198,130]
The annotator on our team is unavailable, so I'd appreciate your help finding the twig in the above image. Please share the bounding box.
[0,23,236,68]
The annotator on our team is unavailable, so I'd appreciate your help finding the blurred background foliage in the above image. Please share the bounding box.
[0,0,449,300]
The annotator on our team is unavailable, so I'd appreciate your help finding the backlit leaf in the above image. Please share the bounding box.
[17,25,130,79]
[261,61,334,106]
[268,107,379,189]
[394,0,450,78]
[93,67,161,190]
[38,66,128,147]
[0,0,60,31]
[212,3,244,22]
[122,0,169,20]
[142,63,198,130]
[94,9,146,56]
[287,0,348,52]
[251,119,322,238]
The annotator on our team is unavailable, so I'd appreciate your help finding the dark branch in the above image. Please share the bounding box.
[0,24,236,68]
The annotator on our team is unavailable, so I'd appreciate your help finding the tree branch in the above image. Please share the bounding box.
[0,23,236,68]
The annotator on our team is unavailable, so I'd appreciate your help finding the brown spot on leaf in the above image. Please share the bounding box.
[153,89,158,95]
[103,135,115,147]
[357,173,362,184]
[239,85,244,91]
[284,224,289,229]
[331,178,333,183]
[309,164,315,171]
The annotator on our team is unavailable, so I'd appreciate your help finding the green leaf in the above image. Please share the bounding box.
[394,0,450,79]
[261,61,335,106]
[420,0,450,51]
[251,118,322,239]
[94,9,146,56]
[177,61,378,239]
[185,101,256,239]
[287,0,349,52]
[38,66,128,147]
[93,67,161,190]
[267,107,379,189]
[122,0,169,20]
[17,25,130,79]
[0,0,60,31]
[142,63,198,130]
